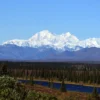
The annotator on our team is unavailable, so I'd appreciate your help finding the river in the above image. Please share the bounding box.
[19,80,100,93]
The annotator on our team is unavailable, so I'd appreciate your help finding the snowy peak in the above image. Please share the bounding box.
[59,32,79,43]
[62,32,71,37]
[37,30,54,38]
[28,31,79,50]
[2,30,100,51]
[29,30,55,41]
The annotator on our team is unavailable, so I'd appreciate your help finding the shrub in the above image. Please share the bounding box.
[0,75,27,100]
[26,90,58,100]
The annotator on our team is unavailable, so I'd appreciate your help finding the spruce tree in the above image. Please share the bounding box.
[92,87,99,99]
[0,63,8,75]
[60,66,66,92]
[60,78,66,92]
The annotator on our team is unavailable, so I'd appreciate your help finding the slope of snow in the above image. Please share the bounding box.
[2,30,100,51]
[78,38,100,48]
[3,39,29,47]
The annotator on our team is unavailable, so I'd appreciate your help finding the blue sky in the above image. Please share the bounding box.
[0,0,100,44]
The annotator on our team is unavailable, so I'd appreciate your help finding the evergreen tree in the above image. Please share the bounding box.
[50,78,54,89]
[26,69,29,80]
[30,71,34,86]
[60,67,66,92]
[60,78,66,92]
[92,87,99,100]
[0,63,8,75]
[48,77,51,88]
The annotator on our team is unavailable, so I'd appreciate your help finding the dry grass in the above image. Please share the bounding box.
[25,84,89,100]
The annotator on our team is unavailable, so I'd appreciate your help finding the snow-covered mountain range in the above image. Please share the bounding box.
[1,30,100,61]
[3,30,100,51]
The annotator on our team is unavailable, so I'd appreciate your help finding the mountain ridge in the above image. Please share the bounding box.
[0,44,100,61]
[1,30,100,61]
[3,30,100,51]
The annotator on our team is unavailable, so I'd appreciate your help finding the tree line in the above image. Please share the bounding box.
[3,61,100,85]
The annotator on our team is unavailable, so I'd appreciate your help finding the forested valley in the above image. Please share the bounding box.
[0,61,100,100]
